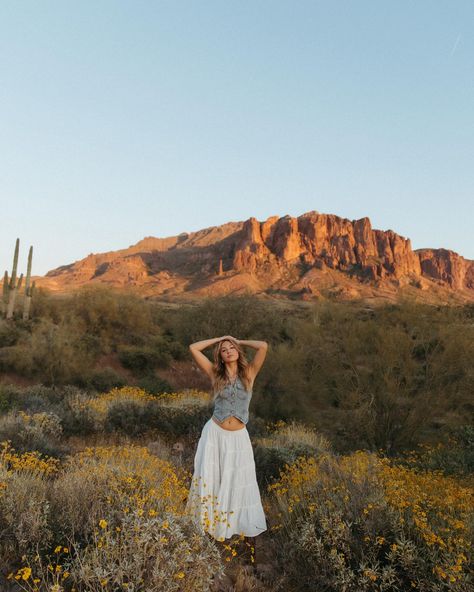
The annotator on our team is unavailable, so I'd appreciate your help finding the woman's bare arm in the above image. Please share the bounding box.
[238,339,268,381]
[189,337,223,380]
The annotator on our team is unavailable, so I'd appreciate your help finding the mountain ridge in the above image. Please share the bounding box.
[33,210,474,304]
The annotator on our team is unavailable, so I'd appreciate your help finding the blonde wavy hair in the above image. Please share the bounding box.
[211,338,251,398]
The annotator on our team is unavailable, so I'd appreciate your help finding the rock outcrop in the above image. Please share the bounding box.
[417,248,474,291]
[34,210,474,303]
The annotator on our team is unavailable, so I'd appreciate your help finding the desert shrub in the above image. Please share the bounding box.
[0,410,66,458]
[3,444,223,590]
[68,511,223,592]
[266,450,474,591]
[0,383,61,415]
[3,318,95,386]
[105,399,158,435]
[0,385,98,438]
[169,294,290,346]
[153,405,213,438]
[68,285,157,354]
[254,420,332,487]
[15,384,66,411]
[252,341,308,422]
[399,425,474,478]
[77,367,127,392]
[0,468,52,562]
[0,319,22,347]
[81,386,157,437]
[0,383,19,413]
[117,344,170,374]
[161,337,188,361]
[81,386,212,439]
[0,384,84,416]
[28,286,63,322]
[0,442,59,569]
[255,300,474,455]
[105,397,212,438]
[137,373,172,395]
[58,389,98,436]
[245,415,268,438]
[150,390,214,437]
[149,333,188,361]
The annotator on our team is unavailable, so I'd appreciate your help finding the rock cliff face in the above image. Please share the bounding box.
[417,249,474,291]
[36,211,474,302]
[221,211,472,290]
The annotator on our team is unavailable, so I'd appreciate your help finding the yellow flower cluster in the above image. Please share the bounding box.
[267,449,473,584]
[267,454,329,513]
[85,386,157,417]
[7,546,71,590]
[3,439,220,590]
[265,419,287,432]
[377,456,473,583]
[69,444,189,516]
[74,386,211,418]
[0,441,60,476]
[154,389,211,403]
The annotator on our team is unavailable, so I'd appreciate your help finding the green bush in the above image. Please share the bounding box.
[58,390,97,437]
[0,410,67,458]
[255,300,474,454]
[0,384,18,413]
[401,425,474,477]
[137,373,172,395]
[3,318,95,386]
[169,294,290,346]
[104,398,212,439]
[117,345,170,374]
[0,384,66,414]
[254,420,332,487]
[105,399,156,436]
[0,320,22,347]
[154,405,212,438]
[69,285,156,353]
[77,367,127,392]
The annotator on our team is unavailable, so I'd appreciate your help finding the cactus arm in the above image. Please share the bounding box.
[9,238,19,288]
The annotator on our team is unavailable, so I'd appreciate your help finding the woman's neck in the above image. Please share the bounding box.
[225,362,238,380]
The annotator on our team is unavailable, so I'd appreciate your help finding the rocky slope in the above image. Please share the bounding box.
[34,211,474,303]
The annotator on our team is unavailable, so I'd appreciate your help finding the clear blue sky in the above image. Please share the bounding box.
[1,1,473,276]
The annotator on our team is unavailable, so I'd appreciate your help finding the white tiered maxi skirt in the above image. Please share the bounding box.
[185,417,267,540]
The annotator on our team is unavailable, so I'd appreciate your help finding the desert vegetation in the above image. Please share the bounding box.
[0,289,472,590]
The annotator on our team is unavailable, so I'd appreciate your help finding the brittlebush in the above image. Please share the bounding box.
[267,450,473,591]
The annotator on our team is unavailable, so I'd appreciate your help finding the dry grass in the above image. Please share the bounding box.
[257,419,331,453]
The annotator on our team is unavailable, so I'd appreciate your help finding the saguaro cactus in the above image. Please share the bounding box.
[1,270,8,316]
[23,246,34,320]
[6,238,20,319]
[6,273,23,319]
[2,239,35,320]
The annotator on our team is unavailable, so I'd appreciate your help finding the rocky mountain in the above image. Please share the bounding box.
[35,211,474,304]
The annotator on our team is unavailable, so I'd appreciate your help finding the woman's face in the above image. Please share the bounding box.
[220,340,239,364]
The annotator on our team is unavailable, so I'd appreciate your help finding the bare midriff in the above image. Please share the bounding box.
[212,415,246,431]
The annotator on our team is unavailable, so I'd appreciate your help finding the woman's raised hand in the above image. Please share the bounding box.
[219,335,239,344]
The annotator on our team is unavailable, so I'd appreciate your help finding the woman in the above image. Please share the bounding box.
[185,334,268,557]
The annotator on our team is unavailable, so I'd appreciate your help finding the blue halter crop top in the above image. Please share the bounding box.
[212,375,252,425]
